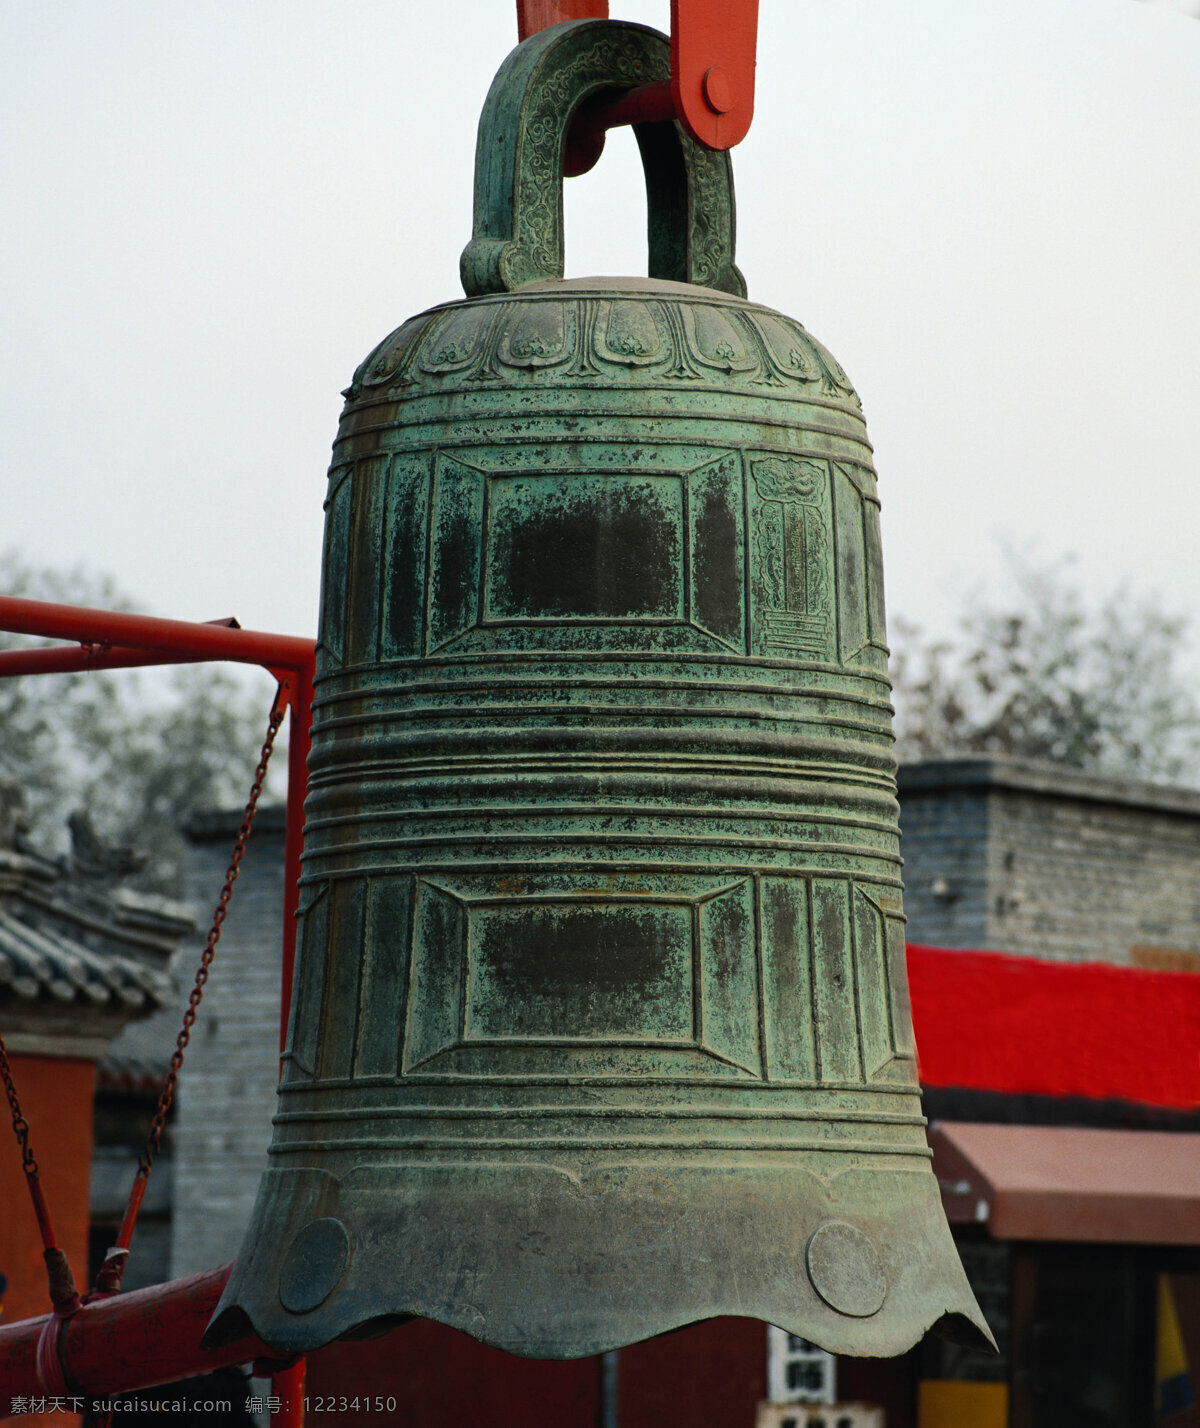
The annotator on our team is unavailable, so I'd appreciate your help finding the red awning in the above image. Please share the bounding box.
[930,1121,1200,1243]
[908,944,1200,1109]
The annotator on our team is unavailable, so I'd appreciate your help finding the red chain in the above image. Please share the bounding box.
[1,1030,40,1180]
[95,695,286,1295]
[0,1028,56,1250]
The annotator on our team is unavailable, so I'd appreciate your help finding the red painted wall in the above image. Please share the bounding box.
[307,1316,909,1426]
[307,1317,770,1428]
[908,944,1200,1107]
[307,1320,599,1426]
[0,1054,94,1427]
[618,1317,767,1426]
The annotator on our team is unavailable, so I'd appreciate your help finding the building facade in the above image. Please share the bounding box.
[898,756,1200,970]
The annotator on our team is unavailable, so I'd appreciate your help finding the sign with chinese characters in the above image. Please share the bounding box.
[767,1325,836,1404]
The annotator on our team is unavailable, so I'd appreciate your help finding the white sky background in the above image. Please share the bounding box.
[2,0,1198,653]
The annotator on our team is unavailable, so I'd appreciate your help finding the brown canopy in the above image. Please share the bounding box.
[931,1122,1200,1244]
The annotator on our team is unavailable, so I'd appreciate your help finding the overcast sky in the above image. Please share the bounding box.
[3,0,1198,656]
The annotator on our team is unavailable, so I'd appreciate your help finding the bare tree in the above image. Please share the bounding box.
[0,551,280,890]
[891,554,1200,784]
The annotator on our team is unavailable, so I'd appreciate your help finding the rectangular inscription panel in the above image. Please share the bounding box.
[466,901,694,1041]
[484,473,685,622]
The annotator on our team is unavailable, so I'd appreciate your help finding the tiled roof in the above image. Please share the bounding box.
[0,907,170,1011]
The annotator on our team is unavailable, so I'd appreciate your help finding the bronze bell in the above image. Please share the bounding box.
[209,18,991,1361]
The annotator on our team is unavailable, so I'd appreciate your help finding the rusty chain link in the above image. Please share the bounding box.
[2,1026,80,1316]
[138,695,285,1180]
[0,1029,40,1183]
[94,693,287,1298]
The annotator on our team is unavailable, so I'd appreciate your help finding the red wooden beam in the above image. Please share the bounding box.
[0,1265,286,1408]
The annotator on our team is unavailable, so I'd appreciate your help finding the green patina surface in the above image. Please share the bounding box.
[213,19,990,1362]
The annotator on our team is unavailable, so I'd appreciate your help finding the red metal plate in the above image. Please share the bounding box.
[670,0,758,150]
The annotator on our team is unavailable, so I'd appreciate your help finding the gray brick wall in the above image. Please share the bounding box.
[895,786,991,950]
[898,758,1200,965]
[171,807,287,1278]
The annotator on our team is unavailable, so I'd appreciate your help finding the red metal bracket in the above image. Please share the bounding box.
[0,596,315,1424]
[0,596,316,1058]
[669,0,758,151]
[516,0,758,167]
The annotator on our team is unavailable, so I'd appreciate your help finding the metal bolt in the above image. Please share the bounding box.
[702,65,734,114]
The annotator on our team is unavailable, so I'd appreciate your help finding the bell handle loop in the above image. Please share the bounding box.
[460,18,746,299]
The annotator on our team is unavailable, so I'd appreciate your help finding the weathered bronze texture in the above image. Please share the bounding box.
[211,19,991,1361]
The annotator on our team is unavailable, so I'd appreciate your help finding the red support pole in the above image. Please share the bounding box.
[0,645,205,677]
[0,595,313,674]
[272,1359,307,1428]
